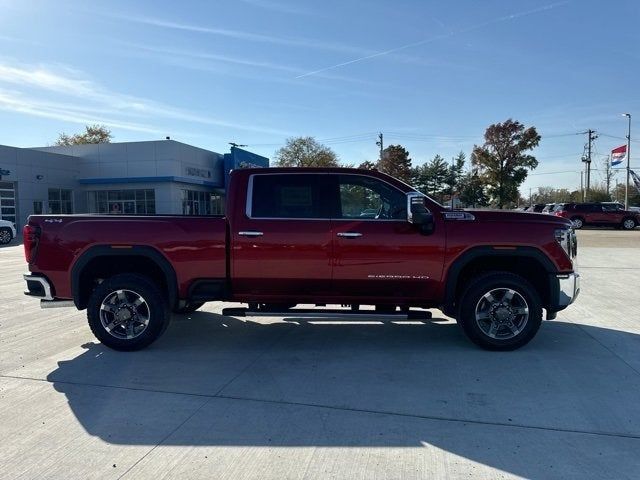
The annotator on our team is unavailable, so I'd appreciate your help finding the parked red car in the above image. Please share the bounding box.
[23,168,579,351]
[553,202,639,229]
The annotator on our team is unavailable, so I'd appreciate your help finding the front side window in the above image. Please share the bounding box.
[250,174,325,219]
[337,175,406,220]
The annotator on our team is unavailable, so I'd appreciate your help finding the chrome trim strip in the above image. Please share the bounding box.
[23,274,54,301]
[337,232,363,238]
[238,231,264,237]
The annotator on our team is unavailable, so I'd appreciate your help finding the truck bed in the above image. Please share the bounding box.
[27,215,228,299]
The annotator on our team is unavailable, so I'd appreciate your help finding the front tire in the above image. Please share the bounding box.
[457,272,542,351]
[87,273,170,351]
[622,218,637,230]
[0,227,12,244]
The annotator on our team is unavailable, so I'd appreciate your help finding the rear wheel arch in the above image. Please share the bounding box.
[443,246,556,317]
[71,245,178,310]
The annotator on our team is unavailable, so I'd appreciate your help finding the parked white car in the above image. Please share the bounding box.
[0,219,16,244]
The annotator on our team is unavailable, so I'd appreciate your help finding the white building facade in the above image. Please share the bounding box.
[0,140,268,228]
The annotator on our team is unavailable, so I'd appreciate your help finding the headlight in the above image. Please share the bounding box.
[555,228,577,260]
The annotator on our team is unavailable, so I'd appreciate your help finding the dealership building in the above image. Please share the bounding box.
[0,140,269,228]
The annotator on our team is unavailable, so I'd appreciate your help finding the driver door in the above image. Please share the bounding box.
[330,174,445,303]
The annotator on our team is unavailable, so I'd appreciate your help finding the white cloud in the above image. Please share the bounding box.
[0,60,290,136]
[237,0,314,15]
[112,14,371,56]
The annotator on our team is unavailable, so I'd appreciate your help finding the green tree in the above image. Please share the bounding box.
[443,151,466,199]
[358,160,377,170]
[472,119,541,209]
[414,155,449,202]
[458,171,489,208]
[532,187,572,204]
[376,145,412,183]
[274,136,339,167]
[55,124,112,146]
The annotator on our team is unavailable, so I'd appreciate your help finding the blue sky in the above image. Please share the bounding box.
[0,0,638,194]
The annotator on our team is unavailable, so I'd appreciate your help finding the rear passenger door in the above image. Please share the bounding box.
[231,173,334,298]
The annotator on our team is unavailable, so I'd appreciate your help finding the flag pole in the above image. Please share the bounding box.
[624,113,632,209]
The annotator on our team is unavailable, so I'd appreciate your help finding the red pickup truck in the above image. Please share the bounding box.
[23,168,579,351]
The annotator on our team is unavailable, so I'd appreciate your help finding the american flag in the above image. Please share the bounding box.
[611,145,626,167]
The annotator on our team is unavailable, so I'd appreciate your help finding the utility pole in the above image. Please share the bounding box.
[580,171,584,201]
[583,129,597,201]
[623,114,632,209]
[604,155,611,197]
[376,133,384,163]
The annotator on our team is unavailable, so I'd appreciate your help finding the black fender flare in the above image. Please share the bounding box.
[443,246,558,315]
[71,245,178,309]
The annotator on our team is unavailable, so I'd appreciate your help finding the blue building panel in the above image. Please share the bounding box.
[223,147,269,188]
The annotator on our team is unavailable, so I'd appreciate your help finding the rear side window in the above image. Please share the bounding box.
[250,174,326,219]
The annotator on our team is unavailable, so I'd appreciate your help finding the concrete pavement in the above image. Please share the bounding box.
[1,229,639,479]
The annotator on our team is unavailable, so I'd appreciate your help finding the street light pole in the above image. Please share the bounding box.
[623,113,632,209]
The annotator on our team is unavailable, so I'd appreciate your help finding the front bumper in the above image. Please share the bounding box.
[557,272,580,307]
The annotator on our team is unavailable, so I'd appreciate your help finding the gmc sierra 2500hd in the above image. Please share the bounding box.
[23,168,579,351]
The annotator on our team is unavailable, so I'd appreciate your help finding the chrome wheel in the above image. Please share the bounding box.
[99,289,150,340]
[0,229,11,244]
[475,288,529,340]
[623,219,636,230]
[572,218,583,229]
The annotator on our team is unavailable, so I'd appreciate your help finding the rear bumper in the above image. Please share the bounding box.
[23,274,54,300]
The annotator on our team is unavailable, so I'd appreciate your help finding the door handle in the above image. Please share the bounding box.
[337,232,363,238]
[238,231,264,237]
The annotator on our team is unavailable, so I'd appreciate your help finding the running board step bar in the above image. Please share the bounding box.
[222,308,432,321]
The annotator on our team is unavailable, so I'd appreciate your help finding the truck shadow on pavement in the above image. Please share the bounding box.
[46,313,640,477]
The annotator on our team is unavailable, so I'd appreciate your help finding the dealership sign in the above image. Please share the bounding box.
[183,165,212,179]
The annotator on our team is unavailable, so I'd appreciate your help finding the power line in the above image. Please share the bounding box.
[598,132,640,145]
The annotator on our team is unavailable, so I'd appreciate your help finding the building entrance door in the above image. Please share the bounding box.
[0,181,16,225]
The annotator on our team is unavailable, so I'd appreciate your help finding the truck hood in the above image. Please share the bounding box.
[462,209,573,227]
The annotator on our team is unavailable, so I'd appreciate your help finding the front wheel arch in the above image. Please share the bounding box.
[443,247,555,317]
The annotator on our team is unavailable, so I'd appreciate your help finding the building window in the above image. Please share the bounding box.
[33,201,43,215]
[48,188,73,214]
[87,189,155,215]
[182,189,221,215]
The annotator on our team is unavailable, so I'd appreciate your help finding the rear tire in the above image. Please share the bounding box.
[457,272,542,351]
[622,218,637,230]
[570,216,584,229]
[0,227,12,244]
[87,273,170,351]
